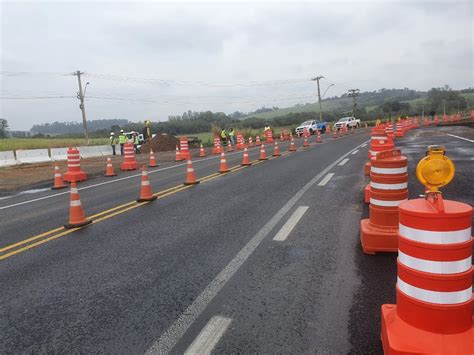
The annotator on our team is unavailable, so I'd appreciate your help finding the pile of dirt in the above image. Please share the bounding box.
[140,134,180,153]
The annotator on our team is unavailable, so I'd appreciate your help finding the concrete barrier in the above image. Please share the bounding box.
[16,149,51,164]
[100,145,114,156]
[78,145,104,158]
[50,147,69,161]
[0,151,18,167]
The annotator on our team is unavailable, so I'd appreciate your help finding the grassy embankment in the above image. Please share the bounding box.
[0,138,109,152]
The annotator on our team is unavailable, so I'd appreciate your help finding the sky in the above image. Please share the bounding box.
[1,0,473,131]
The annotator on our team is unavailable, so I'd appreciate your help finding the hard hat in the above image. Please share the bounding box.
[110,132,114,135]
[120,129,124,133]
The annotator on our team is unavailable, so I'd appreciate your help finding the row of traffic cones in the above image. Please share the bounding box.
[61,137,318,230]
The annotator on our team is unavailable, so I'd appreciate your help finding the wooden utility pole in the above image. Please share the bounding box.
[348,88,360,117]
[311,76,324,122]
[74,70,89,143]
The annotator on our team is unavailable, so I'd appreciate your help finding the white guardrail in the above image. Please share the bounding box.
[0,145,114,167]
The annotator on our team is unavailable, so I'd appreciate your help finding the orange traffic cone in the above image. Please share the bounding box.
[316,131,322,143]
[184,159,199,185]
[241,147,251,166]
[227,141,233,152]
[339,128,343,138]
[255,135,261,145]
[289,137,297,152]
[280,132,284,141]
[303,137,309,147]
[273,141,281,156]
[333,128,338,139]
[218,151,230,173]
[149,149,158,167]
[175,145,183,162]
[199,144,206,157]
[104,157,117,177]
[52,163,67,189]
[137,165,157,202]
[64,181,92,228]
[259,144,268,160]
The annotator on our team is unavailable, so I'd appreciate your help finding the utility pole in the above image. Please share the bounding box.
[74,70,89,143]
[443,99,446,116]
[311,75,324,122]
[348,88,360,117]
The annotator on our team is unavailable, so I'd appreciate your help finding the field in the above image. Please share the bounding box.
[0,138,109,151]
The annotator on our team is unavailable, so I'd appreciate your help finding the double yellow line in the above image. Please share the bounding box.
[0,152,289,261]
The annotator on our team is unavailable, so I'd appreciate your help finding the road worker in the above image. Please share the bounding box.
[220,128,228,146]
[133,132,140,154]
[109,132,117,155]
[143,120,152,142]
[118,129,126,155]
[229,128,236,146]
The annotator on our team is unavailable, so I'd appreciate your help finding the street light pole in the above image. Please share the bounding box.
[74,70,89,143]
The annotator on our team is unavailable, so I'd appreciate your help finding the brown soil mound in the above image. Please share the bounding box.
[140,134,179,153]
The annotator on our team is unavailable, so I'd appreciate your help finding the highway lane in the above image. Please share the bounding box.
[0,132,366,249]
[0,132,369,353]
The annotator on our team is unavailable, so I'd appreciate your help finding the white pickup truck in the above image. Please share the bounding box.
[295,120,327,136]
[334,116,360,130]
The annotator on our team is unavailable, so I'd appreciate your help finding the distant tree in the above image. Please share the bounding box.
[0,119,9,138]
[427,87,467,114]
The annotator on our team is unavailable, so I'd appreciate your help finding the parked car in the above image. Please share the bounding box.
[334,116,360,130]
[295,120,327,136]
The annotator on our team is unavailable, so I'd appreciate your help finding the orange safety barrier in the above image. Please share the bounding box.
[236,133,245,150]
[248,136,254,147]
[64,181,92,228]
[241,147,251,166]
[259,144,268,160]
[265,130,273,144]
[184,159,199,185]
[361,150,408,254]
[326,125,331,135]
[381,194,473,354]
[333,127,338,139]
[104,157,117,177]
[120,142,139,171]
[175,145,182,161]
[218,152,230,173]
[212,136,222,155]
[227,141,234,153]
[52,163,67,189]
[179,137,191,160]
[255,135,261,146]
[395,122,404,137]
[384,124,395,141]
[364,128,395,176]
[149,149,158,167]
[63,147,87,182]
[137,165,157,202]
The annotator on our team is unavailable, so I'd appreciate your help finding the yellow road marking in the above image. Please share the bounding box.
[0,142,322,260]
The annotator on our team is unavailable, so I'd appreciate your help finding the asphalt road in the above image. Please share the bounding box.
[0,125,472,354]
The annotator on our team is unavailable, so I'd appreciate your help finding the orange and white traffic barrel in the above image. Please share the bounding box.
[120,142,139,171]
[361,150,408,254]
[395,121,404,137]
[364,129,395,176]
[63,147,87,182]
[381,194,473,353]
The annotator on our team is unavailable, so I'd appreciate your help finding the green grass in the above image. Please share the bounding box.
[0,138,109,151]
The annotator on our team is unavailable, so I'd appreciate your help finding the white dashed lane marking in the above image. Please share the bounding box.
[351,150,359,154]
[273,206,309,241]
[338,158,349,166]
[317,173,335,186]
[184,315,232,355]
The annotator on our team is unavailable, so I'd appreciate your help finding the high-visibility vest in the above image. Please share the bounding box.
[134,136,139,144]
[221,131,227,138]
[118,134,126,144]
[229,130,235,137]
[109,136,115,145]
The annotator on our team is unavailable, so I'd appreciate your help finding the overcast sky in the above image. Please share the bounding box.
[1,0,473,130]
